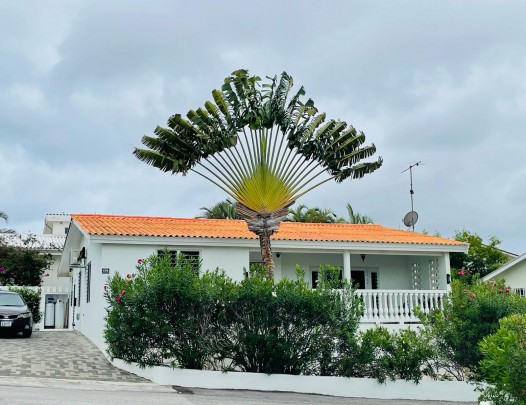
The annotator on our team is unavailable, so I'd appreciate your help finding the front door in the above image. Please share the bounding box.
[351,270,365,289]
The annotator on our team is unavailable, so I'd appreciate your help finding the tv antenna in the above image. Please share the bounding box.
[401,161,423,231]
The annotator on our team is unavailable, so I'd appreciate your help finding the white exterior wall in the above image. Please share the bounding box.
[201,246,249,281]
[41,254,71,288]
[488,260,526,289]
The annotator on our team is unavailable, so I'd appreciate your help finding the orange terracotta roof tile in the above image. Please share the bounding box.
[71,214,465,246]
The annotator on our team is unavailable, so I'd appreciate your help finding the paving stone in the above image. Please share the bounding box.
[0,331,146,383]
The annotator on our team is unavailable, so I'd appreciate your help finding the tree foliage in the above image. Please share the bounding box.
[478,314,526,404]
[197,199,239,219]
[134,69,382,276]
[286,204,339,223]
[418,275,526,380]
[286,202,373,224]
[0,235,52,286]
[450,230,508,278]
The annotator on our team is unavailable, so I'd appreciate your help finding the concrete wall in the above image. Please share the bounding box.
[41,254,71,288]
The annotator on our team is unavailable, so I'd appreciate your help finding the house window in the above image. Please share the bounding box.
[514,288,525,297]
[77,272,81,307]
[157,250,178,266]
[157,250,200,271]
[371,272,379,289]
[86,262,91,303]
[181,251,200,272]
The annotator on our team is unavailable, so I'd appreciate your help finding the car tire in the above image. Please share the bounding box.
[22,329,32,338]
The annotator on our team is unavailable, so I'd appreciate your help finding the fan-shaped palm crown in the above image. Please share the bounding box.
[134,70,382,277]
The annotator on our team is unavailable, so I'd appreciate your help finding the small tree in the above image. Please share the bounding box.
[450,230,508,278]
[0,235,52,286]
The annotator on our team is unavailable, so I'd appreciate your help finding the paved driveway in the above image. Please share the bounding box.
[0,331,146,382]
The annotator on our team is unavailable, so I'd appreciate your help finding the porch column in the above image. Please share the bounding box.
[343,251,351,282]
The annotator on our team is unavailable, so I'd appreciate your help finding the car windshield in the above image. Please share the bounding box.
[0,293,25,306]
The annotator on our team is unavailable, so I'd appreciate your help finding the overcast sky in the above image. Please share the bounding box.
[1,1,525,253]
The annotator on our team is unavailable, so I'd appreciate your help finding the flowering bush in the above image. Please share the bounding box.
[0,235,52,286]
[418,275,526,379]
[478,314,526,404]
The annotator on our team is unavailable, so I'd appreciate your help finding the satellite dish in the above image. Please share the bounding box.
[403,211,418,228]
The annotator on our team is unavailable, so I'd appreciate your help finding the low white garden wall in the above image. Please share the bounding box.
[111,359,479,402]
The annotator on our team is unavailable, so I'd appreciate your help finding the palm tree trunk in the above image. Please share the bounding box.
[259,230,274,278]
[236,202,292,280]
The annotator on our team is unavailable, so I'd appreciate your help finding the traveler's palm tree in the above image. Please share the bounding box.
[197,199,239,219]
[134,70,382,277]
[0,211,15,234]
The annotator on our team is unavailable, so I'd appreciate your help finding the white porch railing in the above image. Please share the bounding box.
[355,289,447,324]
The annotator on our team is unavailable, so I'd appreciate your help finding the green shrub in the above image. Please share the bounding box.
[8,287,41,324]
[0,235,52,286]
[418,275,526,379]
[220,264,362,375]
[338,327,433,383]
[478,314,526,405]
[104,259,364,375]
[105,253,234,369]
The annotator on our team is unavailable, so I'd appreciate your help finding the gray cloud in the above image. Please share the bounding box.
[1,0,526,253]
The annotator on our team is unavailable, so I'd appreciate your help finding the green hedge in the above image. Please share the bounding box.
[104,255,385,377]
[8,287,42,324]
[478,314,526,404]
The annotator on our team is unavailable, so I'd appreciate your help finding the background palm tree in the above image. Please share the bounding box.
[286,205,338,223]
[0,211,15,234]
[343,203,374,224]
[197,199,239,219]
[134,70,382,277]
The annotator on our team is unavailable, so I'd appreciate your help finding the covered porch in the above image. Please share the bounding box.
[250,250,450,324]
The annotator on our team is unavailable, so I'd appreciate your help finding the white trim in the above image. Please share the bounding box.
[87,234,467,253]
[111,360,478,402]
[482,252,526,281]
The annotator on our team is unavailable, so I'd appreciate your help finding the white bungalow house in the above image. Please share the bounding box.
[58,214,468,349]
[483,252,526,296]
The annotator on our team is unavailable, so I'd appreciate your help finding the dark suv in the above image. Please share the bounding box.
[0,291,33,338]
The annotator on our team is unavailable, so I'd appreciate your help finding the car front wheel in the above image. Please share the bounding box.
[22,329,32,338]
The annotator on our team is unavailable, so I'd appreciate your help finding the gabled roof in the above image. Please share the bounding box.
[483,252,526,280]
[71,214,466,247]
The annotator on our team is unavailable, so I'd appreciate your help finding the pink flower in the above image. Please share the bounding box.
[471,293,476,299]
[116,295,122,303]
[506,289,510,293]
[492,282,497,286]
[104,285,107,291]
[126,274,132,279]
[137,259,143,264]
[458,270,464,276]
[499,289,503,293]
[121,289,126,295]
[0,266,4,273]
